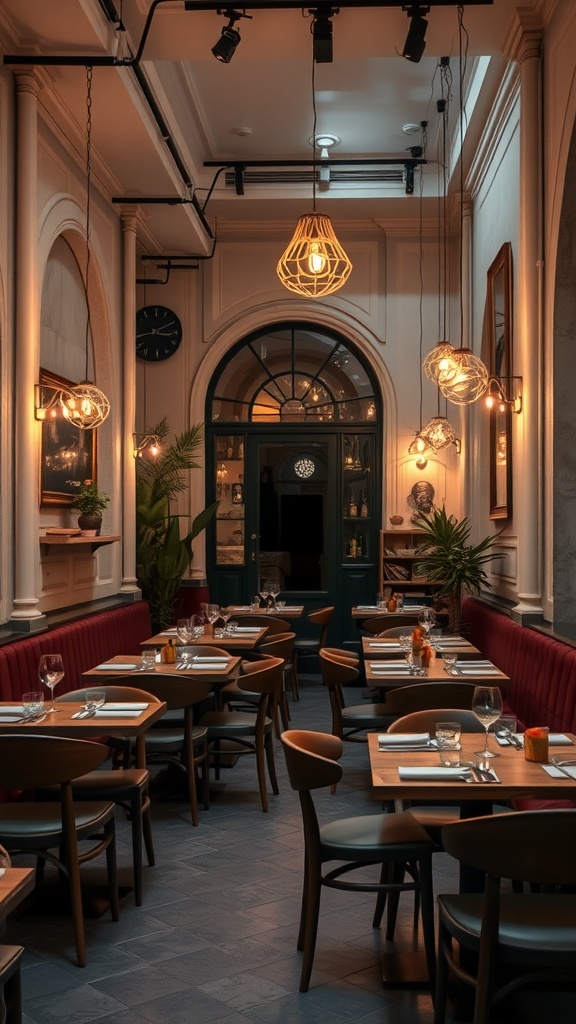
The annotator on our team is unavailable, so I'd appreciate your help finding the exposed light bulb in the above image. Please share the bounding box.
[308,242,327,275]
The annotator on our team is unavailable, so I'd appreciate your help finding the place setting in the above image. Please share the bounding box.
[72,690,150,719]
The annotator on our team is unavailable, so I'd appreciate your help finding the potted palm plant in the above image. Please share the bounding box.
[71,480,110,535]
[413,506,503,634]
[136,419,218,631]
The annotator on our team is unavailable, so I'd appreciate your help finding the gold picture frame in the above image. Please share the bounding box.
[487,243,513,520]
[39,369,97,508]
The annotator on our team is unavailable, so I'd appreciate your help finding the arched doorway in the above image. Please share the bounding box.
[205,322,382,646]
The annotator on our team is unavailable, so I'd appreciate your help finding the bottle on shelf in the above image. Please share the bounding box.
[356,533,363,558]
[349,494,358,517]
[360,493,368,518]
[349,534,358,558]
[387,594,397,613]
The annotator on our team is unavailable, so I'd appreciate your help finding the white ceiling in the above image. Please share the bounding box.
[0,0,532,253]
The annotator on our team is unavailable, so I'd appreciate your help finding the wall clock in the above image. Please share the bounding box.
[136,305,183,361]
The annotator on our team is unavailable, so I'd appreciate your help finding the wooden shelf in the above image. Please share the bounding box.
[40,534,120,554]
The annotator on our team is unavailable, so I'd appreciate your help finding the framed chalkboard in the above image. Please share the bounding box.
[39,369,96,508]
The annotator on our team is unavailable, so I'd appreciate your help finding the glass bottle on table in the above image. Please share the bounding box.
[38,653,64,713]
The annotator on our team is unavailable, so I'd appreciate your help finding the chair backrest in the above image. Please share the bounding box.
[181,645,231,659]
[134,673,212,712]
[232,615,290,634]
[307,606,334,648]
[388,709,484,733]
[0,735,108,789]
[237,656,285,696]
[376,625,420,638]
[255,632,295,662]
[323,647,359,664]
[440,809,576,887]
[362,615,419,635]
[383,681,477,715]
[56,685,162,705]
[281,729,343,791]
[319,649,359,687]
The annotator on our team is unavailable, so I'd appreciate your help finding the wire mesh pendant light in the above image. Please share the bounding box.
[277,33,352,297]
[64,66,110,430]
[420,414,457,450]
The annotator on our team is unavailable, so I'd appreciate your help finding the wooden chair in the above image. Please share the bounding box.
[221,632,295,732]
[360,614,419,636]
[281,729,436,993]
[0,735,119,967]
[320,649,394,742]
[200,656,284,812]
[54,685,161,905]
[383,681,478,717]
[376,624,421,638]
[435,810,576,1024]
[135,674,213,826]
[293,606,334,696]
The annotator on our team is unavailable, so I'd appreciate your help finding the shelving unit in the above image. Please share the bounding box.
[379,528,440,596]
[343,434,372,561]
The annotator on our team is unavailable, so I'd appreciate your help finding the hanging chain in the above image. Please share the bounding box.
[84,65,93,381]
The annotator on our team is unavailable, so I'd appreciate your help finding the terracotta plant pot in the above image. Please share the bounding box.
[77,513,102,536]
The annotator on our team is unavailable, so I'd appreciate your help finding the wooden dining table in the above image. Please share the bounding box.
[140,628,269,651]
[0,698,167,769]
[364,656,509,691]
[82,653,241,683]
[362,636,482,659]
[368,730,576,986]
[228,604,305,619]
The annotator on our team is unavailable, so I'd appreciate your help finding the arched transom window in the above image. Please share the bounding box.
[209,323,377,423]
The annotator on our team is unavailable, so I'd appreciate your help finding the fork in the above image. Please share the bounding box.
[461,761,494,782]
[550,757,576,776]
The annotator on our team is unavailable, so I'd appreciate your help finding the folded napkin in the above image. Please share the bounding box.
[234,627,261,633]
[160,630,178,636]
[462,660,495,667]
[542,764,576,779]
[281,607,301,611]
[458,667,501,676]
[496,732,573,747]
[398,766,471,781]
[95,663,138,671]
[369,643,402,649]
[357,605,378,610]
[100,702,148,711]
[378,732,431,747]
[93,708,143,718]
[190,660,229,668]
[436,641,471,648]
[0,706,24,715]
[369,663,411,672]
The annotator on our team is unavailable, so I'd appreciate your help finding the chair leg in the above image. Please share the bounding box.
[129,792,144,906]
[105,820,120,923]
[299,854,322,992]
[418,849,436,997]
[434,916,451,1024]
[142,797,155,867]
[264,732,279,795]
[255,737,269,813]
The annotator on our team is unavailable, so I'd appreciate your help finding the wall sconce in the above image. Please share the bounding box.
[34,383,65,420]
[132,432,161,458]
[483,376,523,414]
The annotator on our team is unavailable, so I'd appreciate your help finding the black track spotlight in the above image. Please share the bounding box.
[312,11,334,64]
[402,6,429,64]
[210,8,252,64]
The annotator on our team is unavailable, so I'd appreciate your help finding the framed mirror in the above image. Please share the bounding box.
[487,243,513,520]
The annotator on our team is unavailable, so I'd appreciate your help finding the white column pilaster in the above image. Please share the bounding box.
[506,14,543,621]
[119,210,141,596]
[11,70,45,628]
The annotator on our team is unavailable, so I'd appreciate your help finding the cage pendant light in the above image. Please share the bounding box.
[277,33,352,297]
[62,66,110,430]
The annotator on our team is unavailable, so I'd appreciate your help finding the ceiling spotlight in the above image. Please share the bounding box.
[402,5,430,64]
[210,8,251,64]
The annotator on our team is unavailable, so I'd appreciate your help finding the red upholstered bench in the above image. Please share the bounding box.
[0,602,152,701]
[461,596,576,810]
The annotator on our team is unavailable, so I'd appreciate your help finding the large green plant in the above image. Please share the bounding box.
[136,419,218,631]
[413,506,503,633]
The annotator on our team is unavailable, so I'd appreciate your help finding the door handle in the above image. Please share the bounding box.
[251,534,260,562]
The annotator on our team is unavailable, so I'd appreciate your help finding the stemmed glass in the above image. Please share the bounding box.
[207,604,220,630]
[220,606,232,635]
[472,685,503,761]
[259,583,270,609]
[267,582,280,611]
[418,607,436,640]
[38,653,64,713]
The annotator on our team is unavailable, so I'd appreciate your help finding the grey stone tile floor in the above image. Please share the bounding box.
[5,674,575,1024]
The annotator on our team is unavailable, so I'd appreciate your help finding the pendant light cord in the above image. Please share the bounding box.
[84,65,93,382]
[417,122,427,434]
[458,4,468,353]
[311,45,317,212]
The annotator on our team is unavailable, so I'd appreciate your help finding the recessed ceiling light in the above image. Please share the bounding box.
[232,126,252,137]
[402,123,421,135]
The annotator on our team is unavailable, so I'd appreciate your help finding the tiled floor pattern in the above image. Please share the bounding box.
[5,675,575,1024]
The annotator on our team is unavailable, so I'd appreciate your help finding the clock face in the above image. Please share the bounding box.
[136,305,183,362]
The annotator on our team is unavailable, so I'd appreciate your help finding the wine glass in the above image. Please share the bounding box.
[472,686,503,761]
[259,583,270,608]
[176,618,193,645]
[207,604,220,629]
[220,606,232,635]
[418,607,436,639]
[268,582,280,611]
[38,653,64,713]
